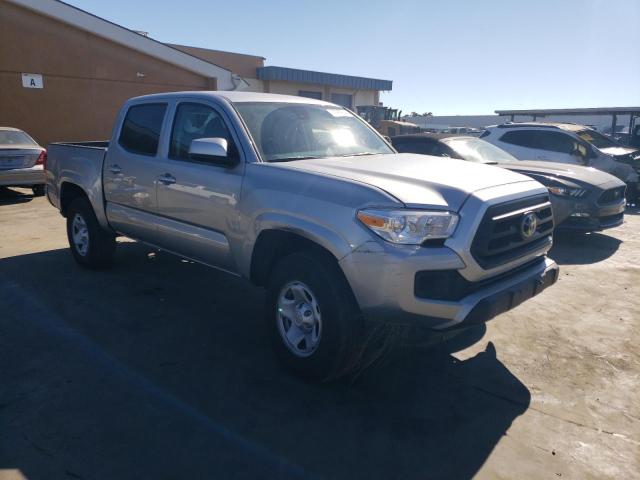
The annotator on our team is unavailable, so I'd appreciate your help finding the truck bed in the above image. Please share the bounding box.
[46,141,110,227]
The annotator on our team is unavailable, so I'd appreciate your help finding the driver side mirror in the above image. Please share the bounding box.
[189,138,238,167]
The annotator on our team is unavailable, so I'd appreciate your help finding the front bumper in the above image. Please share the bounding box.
[340,241,559,330]
[555,197,625,232]
[0,165,45,187]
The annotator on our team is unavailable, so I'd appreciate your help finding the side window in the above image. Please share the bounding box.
[500,129,576,154]
[499,130,538,148]
[169,103,236,161]
[539,131,576,154]
[119,103,167,156]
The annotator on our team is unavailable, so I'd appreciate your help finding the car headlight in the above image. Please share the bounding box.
[547,185,588,197]
[356,209,459,244]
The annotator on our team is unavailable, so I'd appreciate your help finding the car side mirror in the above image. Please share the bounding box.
[189,138,238,167]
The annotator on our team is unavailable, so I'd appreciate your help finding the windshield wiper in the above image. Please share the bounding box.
[337,152,379,157]
[268,156,320,163]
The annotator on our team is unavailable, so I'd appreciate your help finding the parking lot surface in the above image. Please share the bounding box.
[1,187,639,480]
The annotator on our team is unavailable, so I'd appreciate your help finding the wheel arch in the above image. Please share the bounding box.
[59,182,89,217]
[250,229,346,288]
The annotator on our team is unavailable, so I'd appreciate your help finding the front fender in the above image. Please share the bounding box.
[237,211,357,278]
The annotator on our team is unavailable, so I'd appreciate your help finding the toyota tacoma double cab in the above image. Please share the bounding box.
[46,91,559,380]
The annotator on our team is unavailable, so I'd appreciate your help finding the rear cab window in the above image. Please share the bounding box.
[118,103,168,156]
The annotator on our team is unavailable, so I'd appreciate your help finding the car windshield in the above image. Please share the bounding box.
[442,137,517,164]
[0,130,37,146]
[575,129,619,149]
[233,102,394,162]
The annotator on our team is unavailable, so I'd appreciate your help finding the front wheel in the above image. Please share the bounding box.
[266,251,364,381]
[66,197,116,269]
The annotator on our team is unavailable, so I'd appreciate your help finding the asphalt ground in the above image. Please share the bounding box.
[1,187,638,479]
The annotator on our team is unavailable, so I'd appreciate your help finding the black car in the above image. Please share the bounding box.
[392,134,626,231]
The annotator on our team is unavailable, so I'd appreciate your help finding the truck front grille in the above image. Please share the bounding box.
[471,194,553,269]
[598,186,626,205]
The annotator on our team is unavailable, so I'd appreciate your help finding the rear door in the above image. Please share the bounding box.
[103,102,169,241]
[154,100,244,272]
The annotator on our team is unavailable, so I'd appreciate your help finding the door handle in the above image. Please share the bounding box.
[108,164,122,174]
[158,173,176,185]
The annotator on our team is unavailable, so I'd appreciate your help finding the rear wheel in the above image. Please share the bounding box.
[66,197,116,268]
[32,185,45,196]
[266,251,363,381]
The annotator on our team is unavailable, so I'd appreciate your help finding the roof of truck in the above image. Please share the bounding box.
[128,91,334,106]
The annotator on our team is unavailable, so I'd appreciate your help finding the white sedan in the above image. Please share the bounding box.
[0,127,46,196]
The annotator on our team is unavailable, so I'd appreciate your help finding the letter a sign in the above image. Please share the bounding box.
[21,73,44,89]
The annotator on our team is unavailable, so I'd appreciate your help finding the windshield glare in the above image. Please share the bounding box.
[444,138,517,164]
[575,129,618,149]
[234,102,394,162]
[0,130,37,146]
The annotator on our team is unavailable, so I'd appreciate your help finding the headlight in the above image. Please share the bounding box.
[528,173,589,198]
[356,209,459,244]
[547,185,588,197]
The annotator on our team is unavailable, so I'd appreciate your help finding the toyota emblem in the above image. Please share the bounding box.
[520,212,537,239]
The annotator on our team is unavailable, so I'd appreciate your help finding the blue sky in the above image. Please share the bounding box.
[66,0,640,115]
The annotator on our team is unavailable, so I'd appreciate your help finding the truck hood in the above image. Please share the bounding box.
[501,160,619,187]
[272,153,533,210]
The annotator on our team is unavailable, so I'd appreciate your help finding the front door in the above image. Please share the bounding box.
[103,102,169,242]
[155,101,244,272]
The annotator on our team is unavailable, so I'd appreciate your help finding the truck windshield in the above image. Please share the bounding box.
[234,102,394,162]
[443,137,518,164]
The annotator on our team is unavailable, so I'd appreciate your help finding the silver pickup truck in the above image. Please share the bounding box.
[46,91,559,380]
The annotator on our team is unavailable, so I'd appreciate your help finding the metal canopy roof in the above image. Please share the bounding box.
[257,66,392,91]
[496,107,640,116]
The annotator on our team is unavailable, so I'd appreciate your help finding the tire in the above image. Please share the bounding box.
[66,197,116,269]
[32,185,45,196]
[266,251,364,381]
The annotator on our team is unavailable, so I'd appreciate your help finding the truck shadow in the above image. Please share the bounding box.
[0,243,529,480]
[549,231,621,265]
